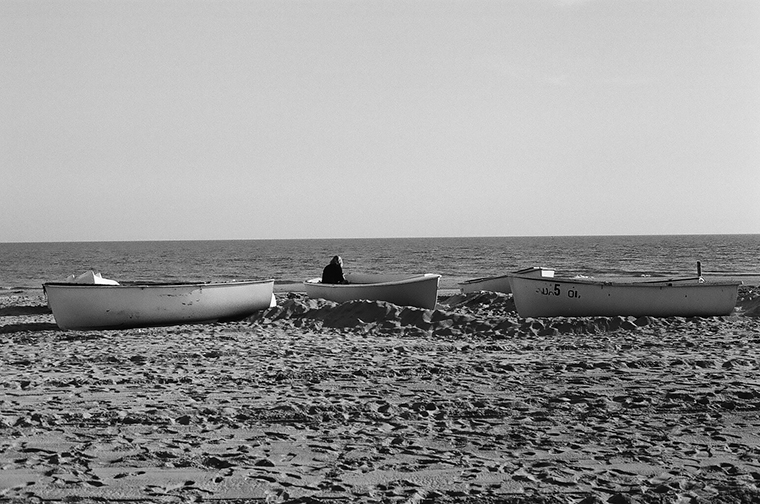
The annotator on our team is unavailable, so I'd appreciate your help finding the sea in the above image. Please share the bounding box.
[1,235,758,293]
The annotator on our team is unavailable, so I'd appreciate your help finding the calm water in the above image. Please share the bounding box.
[1,235,758,291]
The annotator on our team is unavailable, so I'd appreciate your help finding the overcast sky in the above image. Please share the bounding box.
[2,0,758,242]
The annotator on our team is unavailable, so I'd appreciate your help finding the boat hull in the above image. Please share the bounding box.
[509,276,740,318]
[304,273,441,309]
[459,267,554,294]
[43,280,276,330]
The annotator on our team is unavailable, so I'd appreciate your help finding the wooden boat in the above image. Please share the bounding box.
[459,266,555,294]
[43,278,276,330]
[508,273,741,318]
[304,273,441,309]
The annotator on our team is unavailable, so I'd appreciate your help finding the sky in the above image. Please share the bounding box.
[1,0,758,242]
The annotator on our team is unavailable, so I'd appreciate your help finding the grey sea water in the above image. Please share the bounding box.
[1,235,758,291]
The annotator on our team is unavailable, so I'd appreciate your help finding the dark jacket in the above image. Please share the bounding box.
[322,263,346,284]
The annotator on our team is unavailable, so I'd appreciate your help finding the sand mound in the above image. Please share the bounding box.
[246,292,727,337]
[737,285,760,317]
[251,296,476,332]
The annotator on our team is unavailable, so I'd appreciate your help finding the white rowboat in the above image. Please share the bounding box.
[44,279,276,330]
[459,266,555,294]
[304,273,441,309]
[508,275,741,318]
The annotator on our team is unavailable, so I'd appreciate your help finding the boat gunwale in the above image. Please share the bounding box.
[460,267,554,286]
[459,273,513,285]
[509,275,742,288]
[304,273,440,289]
[43,279,275,289]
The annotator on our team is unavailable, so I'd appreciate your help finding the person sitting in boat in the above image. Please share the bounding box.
[322,255,348,284]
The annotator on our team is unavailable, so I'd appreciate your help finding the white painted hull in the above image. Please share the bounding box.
[304,273,441,309]
[459,267,555,294]
[509,275,741,318]
[43,280,276,330]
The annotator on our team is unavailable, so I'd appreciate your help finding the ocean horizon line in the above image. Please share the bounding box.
[2,232,759,245]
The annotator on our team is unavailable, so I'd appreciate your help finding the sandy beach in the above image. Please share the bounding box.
[2,286,759,503]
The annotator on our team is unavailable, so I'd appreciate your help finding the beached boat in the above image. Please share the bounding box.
[43,277,276,330]
[508,274,741,318]
[459,266,555,294]
[304,273,441,309]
